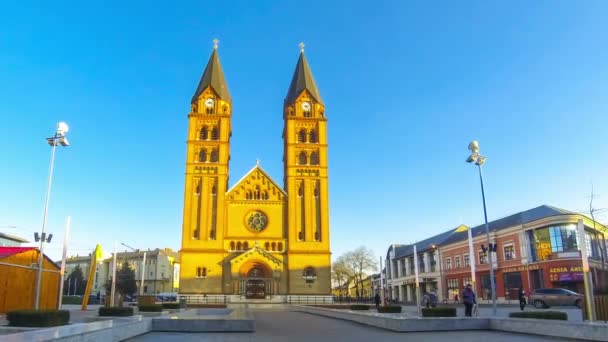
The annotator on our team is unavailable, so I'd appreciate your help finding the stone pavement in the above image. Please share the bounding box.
[128,309,578,342]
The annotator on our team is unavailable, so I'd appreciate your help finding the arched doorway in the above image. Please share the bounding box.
[246,266,267,299]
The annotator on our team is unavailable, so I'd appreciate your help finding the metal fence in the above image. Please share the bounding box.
[287,296,334,304]
[180,295,227,305]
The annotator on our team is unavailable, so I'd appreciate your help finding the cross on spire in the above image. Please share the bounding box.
[299,42,305,52]
[213,38,219,50]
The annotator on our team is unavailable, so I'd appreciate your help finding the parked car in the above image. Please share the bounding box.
[530,288,582,308]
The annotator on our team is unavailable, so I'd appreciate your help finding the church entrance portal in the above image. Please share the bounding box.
[245,266,267,299]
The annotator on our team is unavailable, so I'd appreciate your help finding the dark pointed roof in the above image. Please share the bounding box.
[285,51,323,105]
[191,48,231,104]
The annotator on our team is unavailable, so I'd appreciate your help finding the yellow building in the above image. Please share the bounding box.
[179,42,331,301]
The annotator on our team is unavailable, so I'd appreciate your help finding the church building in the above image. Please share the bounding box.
[179,42,331,301]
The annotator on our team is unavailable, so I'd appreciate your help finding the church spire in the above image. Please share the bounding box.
[191,39,231,104]
[285,43,323,105]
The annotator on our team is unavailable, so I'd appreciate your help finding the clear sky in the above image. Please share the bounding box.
[1,1,608,263]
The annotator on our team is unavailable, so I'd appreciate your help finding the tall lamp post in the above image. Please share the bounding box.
[466,140,497,316]
[35,122,70,310]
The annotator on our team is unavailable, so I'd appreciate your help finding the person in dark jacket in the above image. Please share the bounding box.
[462,284,476,317]
[374,293,381,309]
[518,286,526,311]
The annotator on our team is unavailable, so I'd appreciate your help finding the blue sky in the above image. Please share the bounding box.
[1,1,608,263]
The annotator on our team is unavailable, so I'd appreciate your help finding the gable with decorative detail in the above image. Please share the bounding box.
[226,165,286,202]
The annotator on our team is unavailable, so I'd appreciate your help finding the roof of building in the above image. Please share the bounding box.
[191,47,231,104]
[387,205,580,260]
[102,248,180,263]
[285,51,323,105]
[0,232,29,243]
[0,246,36,258]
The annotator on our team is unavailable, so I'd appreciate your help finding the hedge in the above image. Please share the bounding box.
[98,306,134,316]
[62,296,82,305]
[377,306,402,313]
[350,304,370,310]
[138,304,163,312]
[421,307,457,317]
[509,311,567,320]
[162,303,181,310]
[7,310,70,327]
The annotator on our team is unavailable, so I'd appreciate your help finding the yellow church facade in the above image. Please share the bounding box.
[179,43,331,301]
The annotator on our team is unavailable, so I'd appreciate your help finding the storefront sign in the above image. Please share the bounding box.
[501,264,540,274]
[549,266,583,282]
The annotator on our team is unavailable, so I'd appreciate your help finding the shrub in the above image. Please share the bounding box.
[62,296,82,305]
[162,303,180,310]
[421,307,457,317]
[377,306,402,313]
[138,304,163,312]
[7,310,70,327]
[509,311,567,320]
[350,304,370,310]
[98,306,134,316]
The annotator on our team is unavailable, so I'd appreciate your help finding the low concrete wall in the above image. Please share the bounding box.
[1,315,151,342]
[294,305,608,341]
[489,317,608,342]
[292,306,488,332]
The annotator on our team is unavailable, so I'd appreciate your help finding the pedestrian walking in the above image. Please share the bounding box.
[428,290,438,308]
[518,286,526,311]
[462,284,476,317]
[374,293,381,309]
[422,292,430,309]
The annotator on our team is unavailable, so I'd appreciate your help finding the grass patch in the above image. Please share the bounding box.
[509,311,567,320]
[7,310,70,327]
[61,296,82,305]
[350,304,370,310]
[421,307,457,317]
[98,306,134,316]
[138,304,163,312]
[377,306,402,313]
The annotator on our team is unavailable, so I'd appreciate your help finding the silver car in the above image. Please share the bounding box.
[530,288,582,308]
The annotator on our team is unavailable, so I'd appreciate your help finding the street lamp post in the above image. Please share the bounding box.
[466,140,497,316]
[35,122,70,310]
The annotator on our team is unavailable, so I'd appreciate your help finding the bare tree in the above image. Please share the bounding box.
[331,257,350,296]
[588,184,608,289]
[342,246,378,299]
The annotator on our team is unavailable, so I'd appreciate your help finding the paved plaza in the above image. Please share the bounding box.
[128,309,579,342]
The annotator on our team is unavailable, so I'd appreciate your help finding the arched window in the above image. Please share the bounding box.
[278,242,283,251]
[310,152,319,165]
[265,242,270,250]
[211,185,217,195]
[246,191,252,200]
[206,106,214,115]
[309,130,318,143]
[297,129,307,143]
[298,151,307,165]
[243,241,249,250]
[202,267,207,277]
[199,126,208,140]
[313,185,320,198]
[303,267,316,283]
[230,241,235,250]
[199,149,207,162]
[303,109,312,118]
[236,242,242,251]
[210,149,219,162]
[196,267,207,278]
[298,183,304,197]
[223,106,228,114]
[271,242,276,251]
[262,191,268,200]
[210,127,219,140]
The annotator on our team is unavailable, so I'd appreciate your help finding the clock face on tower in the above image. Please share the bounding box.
[246,210,268,232]
[205,98,215,108]
[301,102,311,111]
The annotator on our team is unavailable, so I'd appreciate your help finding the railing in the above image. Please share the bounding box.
[287,295,334,304]
[179,294,227,305]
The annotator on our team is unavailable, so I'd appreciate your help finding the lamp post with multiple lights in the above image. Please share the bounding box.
[35,122,70,310]
[466,140,497,316]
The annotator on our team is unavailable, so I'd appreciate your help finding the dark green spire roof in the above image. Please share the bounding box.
[192,48,231,104]
[285,51,323,105]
